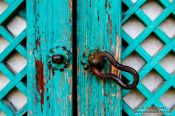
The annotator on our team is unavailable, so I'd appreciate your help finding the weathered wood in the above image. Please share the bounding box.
[27,0,72,115]
[77,0,122,115]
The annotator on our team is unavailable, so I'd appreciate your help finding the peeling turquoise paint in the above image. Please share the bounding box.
[27,0,122,115]
[27,0,72,115]
[77,0,122,115]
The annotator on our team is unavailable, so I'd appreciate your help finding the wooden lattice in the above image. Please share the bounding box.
[122,0,175,115]
[0,0,27,115]
[1,0,175,115]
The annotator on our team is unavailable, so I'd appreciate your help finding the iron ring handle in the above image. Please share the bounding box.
[89,51,139,89]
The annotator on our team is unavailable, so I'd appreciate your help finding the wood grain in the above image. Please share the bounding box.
[77,0,122,115]
[27,0,72,115]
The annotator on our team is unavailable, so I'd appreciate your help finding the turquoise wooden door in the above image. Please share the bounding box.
[0,0,175,116]
[26,0,124,115]
[27,0,73,115]
[77,0,122,115]
[27,0,123,115]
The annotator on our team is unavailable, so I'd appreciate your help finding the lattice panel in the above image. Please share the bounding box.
[0,0,27,115]
[122,0,175,115]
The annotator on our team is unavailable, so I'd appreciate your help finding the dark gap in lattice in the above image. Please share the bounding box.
[171,14,175,19]
[122,110,129,116]
[21,76,27,86]
[20,38,27,49]
[23,113,27,116]
[121,75,129,85]
[19,1,26,10]
[122,2,128,17]
[122,39,128,52]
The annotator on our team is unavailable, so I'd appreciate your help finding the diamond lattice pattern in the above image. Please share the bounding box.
[0,0,27,115]
[122,0,175,115]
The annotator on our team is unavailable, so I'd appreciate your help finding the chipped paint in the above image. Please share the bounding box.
[77,0,122,115]
[35,39,40,47]
[28,0,73,115]
[35,60,45,105]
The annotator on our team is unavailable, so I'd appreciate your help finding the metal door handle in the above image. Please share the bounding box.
[81,49,139,89]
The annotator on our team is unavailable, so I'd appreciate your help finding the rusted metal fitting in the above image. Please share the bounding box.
[52,54,65,64]
[81,49,139,89]
[81,49,105,70]
[48,46,71,71]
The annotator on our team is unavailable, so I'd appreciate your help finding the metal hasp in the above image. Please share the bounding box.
[81,49,139,89]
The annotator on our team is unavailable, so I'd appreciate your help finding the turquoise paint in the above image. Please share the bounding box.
[0,26,26,58]
[0,0,27,115]
[2,0,174,115]
[27,0,72,115]
[122,0,175,115]
[0,101,13,116]
[0,0,23,24]
[77,0,122,115]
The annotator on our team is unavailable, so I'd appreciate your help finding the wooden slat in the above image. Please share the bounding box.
[27,0,72,115]
[77,0,122,115]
